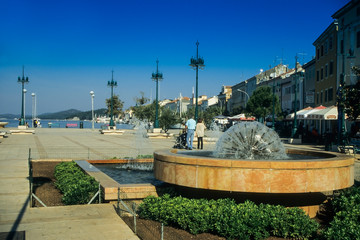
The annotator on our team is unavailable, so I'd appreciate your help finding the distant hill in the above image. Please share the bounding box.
[0,113,19,119]
[39,108,108,120]
[38,109,82,119]
[0,108,108,120]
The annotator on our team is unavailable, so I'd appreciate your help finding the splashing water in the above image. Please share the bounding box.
[213,121,287,160]
[127,118,154,158]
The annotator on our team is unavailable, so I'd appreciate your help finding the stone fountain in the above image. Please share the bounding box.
[154,122,354,217]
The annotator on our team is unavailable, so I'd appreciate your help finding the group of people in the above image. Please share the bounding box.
[185,115,206,150]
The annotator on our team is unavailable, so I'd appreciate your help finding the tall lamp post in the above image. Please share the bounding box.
[189,41,205,122]
[291,56,299,138]
[31,93,36,128]
[336,20,353,147]
[23,89,27,125]
[18,66,29,126]
[107,71,117,129]
[271,79,280,130]
[151,59,163,128]
[237,89,249,108]
[90,91,95,130]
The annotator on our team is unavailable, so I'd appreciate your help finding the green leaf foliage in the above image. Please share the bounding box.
[54,161,99,205]
[323,186,360,240]
[159,108,180,131]
[105,95,124,117]
[137,194,318,239]
[246,86,281,121]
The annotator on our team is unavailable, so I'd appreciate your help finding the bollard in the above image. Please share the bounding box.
[117,187,120,214]
[133,203,137,234]
[161,223,164,240]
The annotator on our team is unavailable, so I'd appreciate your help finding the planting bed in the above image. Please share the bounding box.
[32,160,333,240]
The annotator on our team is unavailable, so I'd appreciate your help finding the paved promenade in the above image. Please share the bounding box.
[0,127,358,239]
[0,128,176,240]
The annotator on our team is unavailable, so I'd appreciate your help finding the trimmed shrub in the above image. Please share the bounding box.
[54,161,99,205]
[138,194,319,239]
[323,186,360,240]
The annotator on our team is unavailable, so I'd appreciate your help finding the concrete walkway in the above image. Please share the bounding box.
[0,128,176,240]
[0,128,358,239]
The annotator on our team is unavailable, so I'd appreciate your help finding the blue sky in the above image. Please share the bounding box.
[0,0,349,115]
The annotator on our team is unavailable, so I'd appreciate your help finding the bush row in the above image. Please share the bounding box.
[54,161,99,205]
[322,186,360,240]
[138,194,319,240]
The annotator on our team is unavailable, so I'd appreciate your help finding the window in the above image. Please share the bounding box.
[330,61,334,75]
[321,68,324,80]
[317,48,320,60]
[357,31,360,48]
[329,36,333,50]
[325,64,328,78]
[341,39,344,54]
[325,89,328,102]
[324,41,328,55]
[317,92,319,104]
[285,87,291,94]
[320,91,323,104]
[321,45,324,56]
[328,88,333,102]
[316,70,319,81]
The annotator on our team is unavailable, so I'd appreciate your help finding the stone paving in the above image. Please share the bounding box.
[0,128,177,240]
[0,127,358,239]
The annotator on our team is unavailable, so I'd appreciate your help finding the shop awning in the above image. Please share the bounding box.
[308,106,338,120]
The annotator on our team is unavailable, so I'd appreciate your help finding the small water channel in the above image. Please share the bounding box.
[94,163,164,186]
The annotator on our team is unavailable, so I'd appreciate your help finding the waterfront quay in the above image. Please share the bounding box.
[0,128,359,239]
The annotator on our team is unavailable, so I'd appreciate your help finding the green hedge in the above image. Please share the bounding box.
[323,186,360,240]
[138,194,319,239]
[54,161,99,205]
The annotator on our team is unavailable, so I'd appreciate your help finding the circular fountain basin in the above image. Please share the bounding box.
[154,149,354,194]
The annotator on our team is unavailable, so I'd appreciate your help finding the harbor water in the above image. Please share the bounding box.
[1,119,134,129]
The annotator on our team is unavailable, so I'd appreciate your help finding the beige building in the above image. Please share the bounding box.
[217,85,232,112]
[313,22,338,107]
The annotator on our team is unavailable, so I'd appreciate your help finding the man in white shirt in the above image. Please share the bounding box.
[185,115,196,150]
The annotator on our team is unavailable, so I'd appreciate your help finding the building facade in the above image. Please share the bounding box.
[332,0,360,87]
[302,59,316,108]
[313,22,338,107]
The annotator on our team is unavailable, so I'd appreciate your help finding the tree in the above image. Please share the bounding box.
[203,106,222,127]
[231,105,244,116]
[131,100,156,122]
[159,108,180,132]
[245,86,281,122]
[105,95,124,118]
[343,66,360,121]
[134,91,149,106]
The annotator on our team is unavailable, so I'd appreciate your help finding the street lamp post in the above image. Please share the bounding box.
[23,89,27,126]
[18,66,29,126]
[151,59,163,128]
[336,20,353,147]
[272,80,276,130]
[107,71,117,129]
[237,89,249,108]
[291,56,299,138]
[90,91,95,130]
[189,41,205,122]
[31,93,36,128]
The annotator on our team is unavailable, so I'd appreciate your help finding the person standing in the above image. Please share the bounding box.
[185,115,196,150]
[196,118,206,149]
